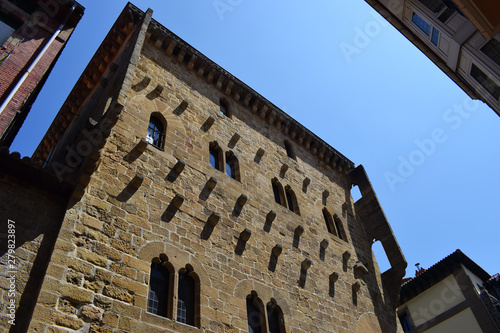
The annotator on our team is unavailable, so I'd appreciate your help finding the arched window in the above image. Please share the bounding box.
[333,215,346,241]
[146,114,165,149]
[271,179,286,207]
[147,261,173,318]
[323,208,347,241]
[247,295,265,333]
[323,208,336,236]
[285,186,300,215]
[177,267,199,327]
[209,142,223,171]
[267,301,285,333]
[225,151,240,181]
[284,140,296,159]
[220,100,229,117]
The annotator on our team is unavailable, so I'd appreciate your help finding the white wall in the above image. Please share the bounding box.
[423,308,483,333]
[404,275,465,327]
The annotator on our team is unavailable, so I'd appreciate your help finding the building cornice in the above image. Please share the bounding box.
[143,18,354,173]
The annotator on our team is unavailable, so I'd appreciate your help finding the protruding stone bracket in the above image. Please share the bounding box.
[154,84,164,96]
[124,138,148,163]
[235,228,251,255]
[280,163,289,178]
[174,100,189,115]
[232,194,248,216]
[354,261,369,277]
[268,244,283,272]
[228,133,240,148]
[166,160,185,182]
[201,212,220,240]
[254,148,265,163]
[117,174,144,201]
[352,281,361,292]
[167,160,186,182]
[320,239,329,261]
[329,272,339,297]
[299,258,312,288]
[162,194,185,222]
[136,138,148,153]
[302,177,311,193]
[129,174,144,190]
[201,116,215,132]
[199,177,217,201]
[263,210,276,232]
[135,76,151,90]
[293,225,304,248]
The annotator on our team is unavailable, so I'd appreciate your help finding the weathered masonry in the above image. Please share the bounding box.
[0,3,407,332]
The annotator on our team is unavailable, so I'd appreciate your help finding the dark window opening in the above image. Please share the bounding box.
[284,140,296,159]
[177,271,195,326]
[272,179,286,207]
[333,216,345,241]
[209,143,223,171]
[146,115,165,149]
[399,312,413,332]
[247,297,263,333]
[225,151,240,181]
[471,64,500,100]
[267,303,284,333]
[418,0,445,14]
[286,191,294,212]
[323,209,336,235]
[272,183,282,205]
[147,262,171,317]
[220,100,229,116]
[481,38,500,67]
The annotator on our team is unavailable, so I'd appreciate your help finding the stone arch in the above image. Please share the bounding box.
[233,279,291,317]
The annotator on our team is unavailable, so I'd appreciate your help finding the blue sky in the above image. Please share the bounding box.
[11,1,500,277]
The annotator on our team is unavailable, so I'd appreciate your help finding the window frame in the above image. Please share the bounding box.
[266,301,286,333]
[219,99,230,117]
[147,260,174,319]
[176,269,199,327]
[271,178,286,207]
[146,113,166,150]
[470,63,500,101]
[209,142,224,172]
[225,151,240,181]
[411,11,440,47]
[284,185,300,215]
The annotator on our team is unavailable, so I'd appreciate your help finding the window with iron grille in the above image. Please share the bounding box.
[146,115,165,149]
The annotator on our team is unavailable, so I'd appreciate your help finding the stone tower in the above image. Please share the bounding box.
[0,3,406,332]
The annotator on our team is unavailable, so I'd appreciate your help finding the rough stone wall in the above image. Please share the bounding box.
[0,156,68,332]
[27,37,402,333]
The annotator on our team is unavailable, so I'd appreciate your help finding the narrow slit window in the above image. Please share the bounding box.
[285,186,300,215]
[247,297,264,333]
[272,179,286,207]
[177,271,196,326]
[267,303,285,333]
[147,262,171,317]
[323,209,336,236]
[225,151,240,181]
[284,140,296,159]
[220,100,229,116]
[209,142,223,171]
